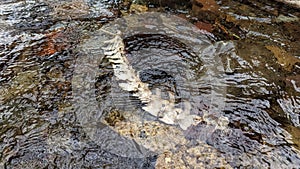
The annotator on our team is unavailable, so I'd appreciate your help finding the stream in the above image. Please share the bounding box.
[0,0,300,168]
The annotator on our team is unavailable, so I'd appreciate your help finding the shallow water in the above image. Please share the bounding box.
[0,0,300,168]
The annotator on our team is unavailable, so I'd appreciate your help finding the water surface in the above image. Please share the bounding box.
[0,0,300,168]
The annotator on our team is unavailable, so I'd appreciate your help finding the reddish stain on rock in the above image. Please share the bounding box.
[194,21,213,32]
[39,29,70,56]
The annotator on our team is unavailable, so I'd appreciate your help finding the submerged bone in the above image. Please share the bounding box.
[102,30,198,129]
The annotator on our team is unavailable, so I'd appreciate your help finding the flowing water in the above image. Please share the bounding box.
[0,0,300,168]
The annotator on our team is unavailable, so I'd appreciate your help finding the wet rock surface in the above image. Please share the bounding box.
[1,0,300,168]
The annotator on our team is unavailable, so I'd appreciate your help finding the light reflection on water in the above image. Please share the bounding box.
[0,0,300,168]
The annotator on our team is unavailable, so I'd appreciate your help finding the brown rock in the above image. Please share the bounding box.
[192,0,220,22]
[194,21,213,32]
[143,0,191,8]
[265,45,300,71]
[129,4,148,13]
[192,0,219,12]
[48,0,90,20]
[286,75,300,91]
